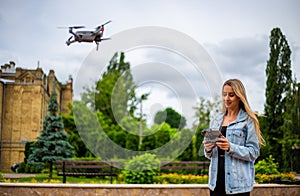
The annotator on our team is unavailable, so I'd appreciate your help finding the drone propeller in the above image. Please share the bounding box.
[72,26,85,29]
[57,26,85,29]
[101,20,112,26]
[95,20,112,30]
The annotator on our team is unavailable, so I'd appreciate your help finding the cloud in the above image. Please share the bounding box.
[1,0,299,126]
[203,35,271,112]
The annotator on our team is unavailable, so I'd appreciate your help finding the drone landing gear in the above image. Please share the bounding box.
[96,42,99,51]
[66,36,73,46]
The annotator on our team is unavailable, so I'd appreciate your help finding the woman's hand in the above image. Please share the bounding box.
[203,141,216,152]
[216,136,230,151]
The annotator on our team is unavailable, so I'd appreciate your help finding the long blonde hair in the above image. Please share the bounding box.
[222,79,265,146]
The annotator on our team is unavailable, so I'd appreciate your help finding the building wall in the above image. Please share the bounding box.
[0,82,3,170]
[0,61,73,171]
[61,78,73,115]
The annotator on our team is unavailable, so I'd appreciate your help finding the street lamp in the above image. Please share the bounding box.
[138,93,150,147]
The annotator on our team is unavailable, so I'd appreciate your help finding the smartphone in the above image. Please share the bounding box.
[202,129,223,144]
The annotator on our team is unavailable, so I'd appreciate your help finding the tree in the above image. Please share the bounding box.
[28,90,74,178]
[62,102,94,158]
[193,96,221,130]
[154,107,187,130]
[263,27,293,168]
[94,52,137,124]
[193,96,221,160]
[280,81,300,172]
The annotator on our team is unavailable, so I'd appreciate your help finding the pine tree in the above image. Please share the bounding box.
[28,90,74,178]
[263,27,292,168]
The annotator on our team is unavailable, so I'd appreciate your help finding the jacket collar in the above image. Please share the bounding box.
[217,108,248,124]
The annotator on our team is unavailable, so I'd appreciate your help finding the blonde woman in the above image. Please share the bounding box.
[204,79,264,195]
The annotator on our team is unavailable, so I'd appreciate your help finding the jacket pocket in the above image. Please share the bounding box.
[231,130,246,145]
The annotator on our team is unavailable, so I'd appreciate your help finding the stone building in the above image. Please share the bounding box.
[0,61,73,171]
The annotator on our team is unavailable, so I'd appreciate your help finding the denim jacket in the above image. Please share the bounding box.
[205,109,260,194]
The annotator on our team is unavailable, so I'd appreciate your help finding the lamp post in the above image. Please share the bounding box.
[138,93,150,147]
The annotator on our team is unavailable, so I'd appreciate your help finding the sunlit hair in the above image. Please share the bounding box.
[221,79,265,146]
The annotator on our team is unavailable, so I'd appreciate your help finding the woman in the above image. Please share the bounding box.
[203,79,265,195]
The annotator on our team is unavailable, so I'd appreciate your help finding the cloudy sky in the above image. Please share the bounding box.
[1,0,299,128]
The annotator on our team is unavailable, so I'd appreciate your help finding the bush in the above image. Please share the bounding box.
[17,162,42,173]
[122,153,160,184]
[154,173,209,184]
[17,162,26,173]
[255,155,279,174]
[255,173,296,183]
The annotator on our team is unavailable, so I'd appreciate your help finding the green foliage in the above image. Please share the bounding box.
[154,107,187,130]
[263,27,294,169]
[280,81,300,172]
[27,90,74,176]
[255,173,296,184]
[122,153,160,184]
[17,162,42,173]
[140,123,173,151]
[154,173,208,184]
[94,52,137,124]
[255,155,280,175]
[24,141,34,163]
[62,104,94,158]
[193,96,221,129]
[176,128,195,161]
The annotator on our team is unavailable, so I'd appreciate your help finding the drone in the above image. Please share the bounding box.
[59,20,111,50]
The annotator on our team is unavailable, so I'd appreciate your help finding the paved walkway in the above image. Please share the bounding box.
[2,173,36,179]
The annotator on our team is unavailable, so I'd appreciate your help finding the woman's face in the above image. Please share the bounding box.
[222,84,240,111]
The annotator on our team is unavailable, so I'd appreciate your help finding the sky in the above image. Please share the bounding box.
[1,0,299,128]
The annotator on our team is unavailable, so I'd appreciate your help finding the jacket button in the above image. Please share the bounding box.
[227,172,230,175]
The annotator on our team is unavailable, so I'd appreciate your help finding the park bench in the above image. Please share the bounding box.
[160,161,210,175]
[56,160,120,183]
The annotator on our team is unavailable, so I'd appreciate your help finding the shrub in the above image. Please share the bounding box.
[18,162,42,174]
[122,153,160,184]
[17,162,26,173]
[255,155,279,174]
[154,173,209,184]
[255,173,296,183]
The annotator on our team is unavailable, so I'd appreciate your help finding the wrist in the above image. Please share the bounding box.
[205,149,212,153]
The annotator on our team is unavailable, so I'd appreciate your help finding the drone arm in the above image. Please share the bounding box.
[66,36,76,46]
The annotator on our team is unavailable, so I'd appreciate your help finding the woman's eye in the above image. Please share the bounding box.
[223,93,235,97]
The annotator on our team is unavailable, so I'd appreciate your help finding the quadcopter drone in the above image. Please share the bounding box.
[59,20,111,50]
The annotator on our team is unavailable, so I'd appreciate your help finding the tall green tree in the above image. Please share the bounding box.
[280,81,300,172]
[154,107,187,130]
[263,27,293,168]
[78,52,145,157]
[94,52,137,124]
[28,90,74,178]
